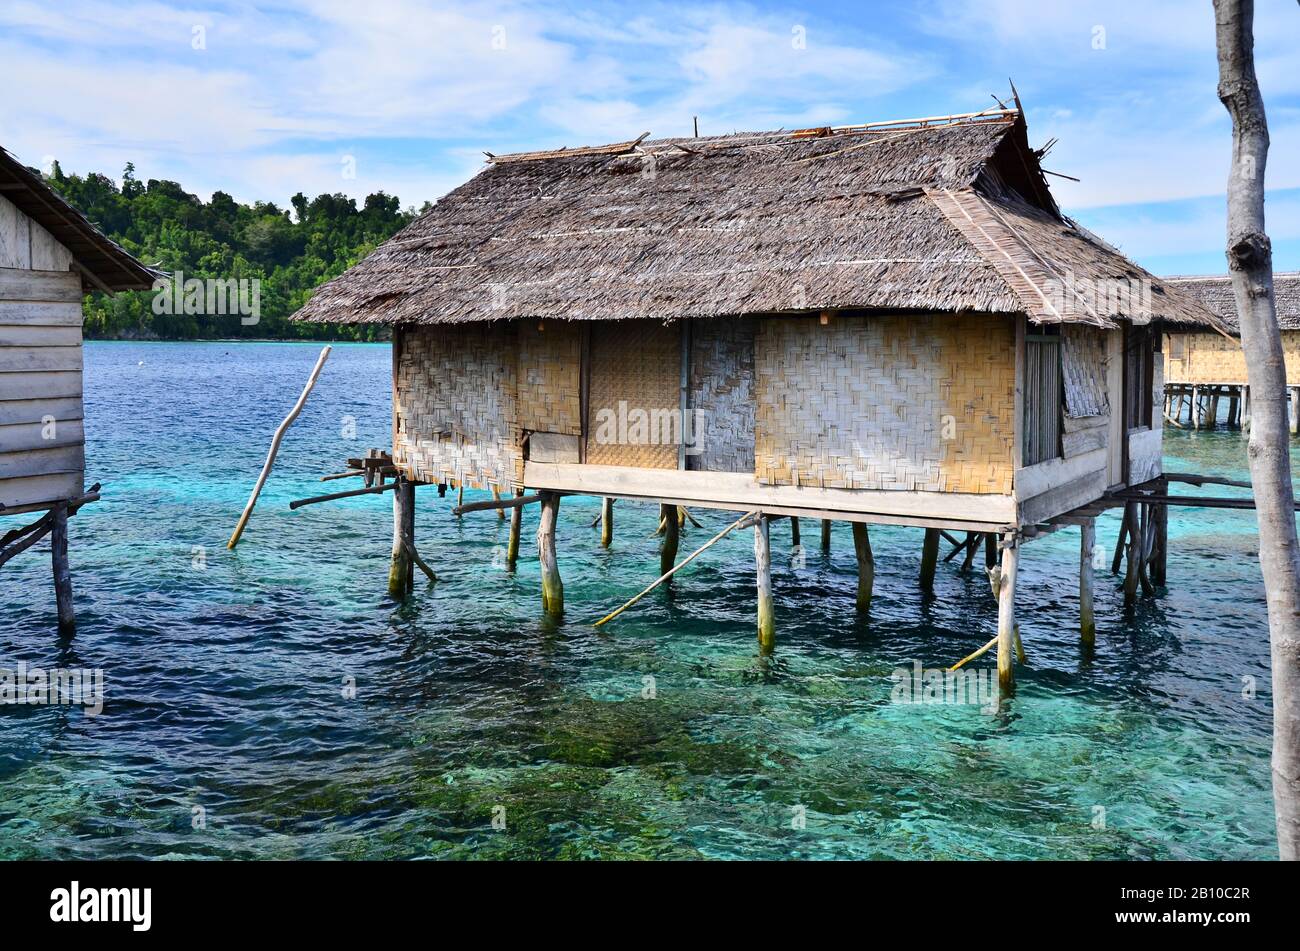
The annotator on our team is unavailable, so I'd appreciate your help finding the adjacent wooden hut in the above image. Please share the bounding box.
[294,108,1223,684]
[0,147,154,632]
[1162,272,1300,429]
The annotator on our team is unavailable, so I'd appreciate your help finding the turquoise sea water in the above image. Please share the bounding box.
[0,341,1282,859]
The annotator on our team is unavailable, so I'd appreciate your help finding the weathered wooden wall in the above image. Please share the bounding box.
[688,316,756,473]
[753,313,1016,494]
[1164,330,1300,385]
[0,194,84,515]
[395,323,520,489]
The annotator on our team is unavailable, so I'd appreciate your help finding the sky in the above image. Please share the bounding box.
[1,0,1297,276]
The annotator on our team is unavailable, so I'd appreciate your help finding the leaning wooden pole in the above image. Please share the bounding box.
[851,521,873,611]
[1079,518,1096,646]
[537,491,563,615]
[228,345,331,548]
[755,515,775,654]
[387,477,415,598]
[50,500,75,636]
[920,527,940,590]
[659,502,679,580]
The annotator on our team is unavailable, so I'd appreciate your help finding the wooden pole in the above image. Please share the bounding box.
[1080,518,1096,646]
[1192,385,1201,429]
[594,511,755,627]
[1152,490,1168,586]
[960,531,978,574]
[1290,387,1299,436]
[456,483,464,517]
[537,491,563,615]
[387,478,415,599]
[1122,502,1140,607]
[985,532,997,570]
[790,517,801,548]
[600,497,614,548]
[1111,512,1129,575]
[50,501,75,636]
[920,527,940,590]
[755,515,775,654]
[851,521,873,611]
[228,345,331,548]
[492,486,505,520]
[820,519,831,553]
[996,537,1018,691]
[660,502,680,579]
[506,488,522,571]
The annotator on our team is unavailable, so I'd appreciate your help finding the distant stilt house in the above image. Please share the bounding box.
[1162,273,1300,430]
[294,107,1224,685]
[0,147,155,633]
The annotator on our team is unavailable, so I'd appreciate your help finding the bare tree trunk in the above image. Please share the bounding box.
[1215,0,1300,860]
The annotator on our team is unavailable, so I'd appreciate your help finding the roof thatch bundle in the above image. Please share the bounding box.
[1165,272,1300,332]
[294,110,1224,332]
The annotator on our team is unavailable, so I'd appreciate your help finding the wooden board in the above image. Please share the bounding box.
[0,371,81,401]
[0,471,82,511]
[0,195,32,269]
[1014,446,1107,501]
[0,395,83,426]
[0,267,82,302]
[525,461,1018,525]
[0,444,84,480]
[29,218,74,272]
[0,345,82,372]
[0,418,84,453]
[528,431,580,464]
[0,323,81,346]
[0,301,83,326]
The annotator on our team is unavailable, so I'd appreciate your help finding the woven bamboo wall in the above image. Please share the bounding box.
[688,317,756,473]
[395,324,520,488]
[517,321,583,435]
[586,319,680,468]
[754,314,1015,493]
[1164,331,1300,384]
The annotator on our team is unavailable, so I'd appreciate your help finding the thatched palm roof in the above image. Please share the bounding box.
[294,111,1223,331]
[1165,272,1300,333]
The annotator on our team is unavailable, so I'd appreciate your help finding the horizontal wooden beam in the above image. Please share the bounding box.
[452,492,543,516]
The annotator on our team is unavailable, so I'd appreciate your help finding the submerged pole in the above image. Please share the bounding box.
[387,477,415,598]
[996,536,1019,691]
[537,491,563,615]
[790,517,801,548]
[50,501,75,636]
[820,519,831,554]
[1079,518,1096,646]
[851,521,874,611]
[920,527,940,590]
[660,502,680,579]
[506,488,522,570]
[600,497,614,548]
[755,515,775,654]
[1122,502,1140,607]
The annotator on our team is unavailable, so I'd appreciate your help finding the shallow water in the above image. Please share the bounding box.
[0,341,1281,859]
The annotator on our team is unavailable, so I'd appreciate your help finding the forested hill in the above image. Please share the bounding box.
[44,161,426,340]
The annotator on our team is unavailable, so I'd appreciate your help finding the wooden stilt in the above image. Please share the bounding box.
[920,527,940,590]
[1079,518,1096,646]
[1151,490,1168,586]
[506,488,522,571]
[1137,503,1156,596]
[1191,385,1201,429]
[1229,391,1240,428]
[492,486,505,520]
[1111,512,1128,575]
[1122,502,1140,607]
[851,521,873,611]
[456,483,464,517]
[660,502,680,579]
[600,497,614,548]
[537,491,563,615]
[960,531,978,574]
[1210,389,1221,428]
[677,506,687,529]
[790,516,801,548]
[387,478,415,599]
[50,501,75,636]
[755,515,775,654]
[820,519,831,553]
[996,537,1018,691]
[985,532,997,570]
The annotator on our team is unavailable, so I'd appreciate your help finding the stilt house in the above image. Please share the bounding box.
[293,107,1224,679]
[0,146,155,631]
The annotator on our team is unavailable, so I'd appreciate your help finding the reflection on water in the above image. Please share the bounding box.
[0,342,1280,859]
